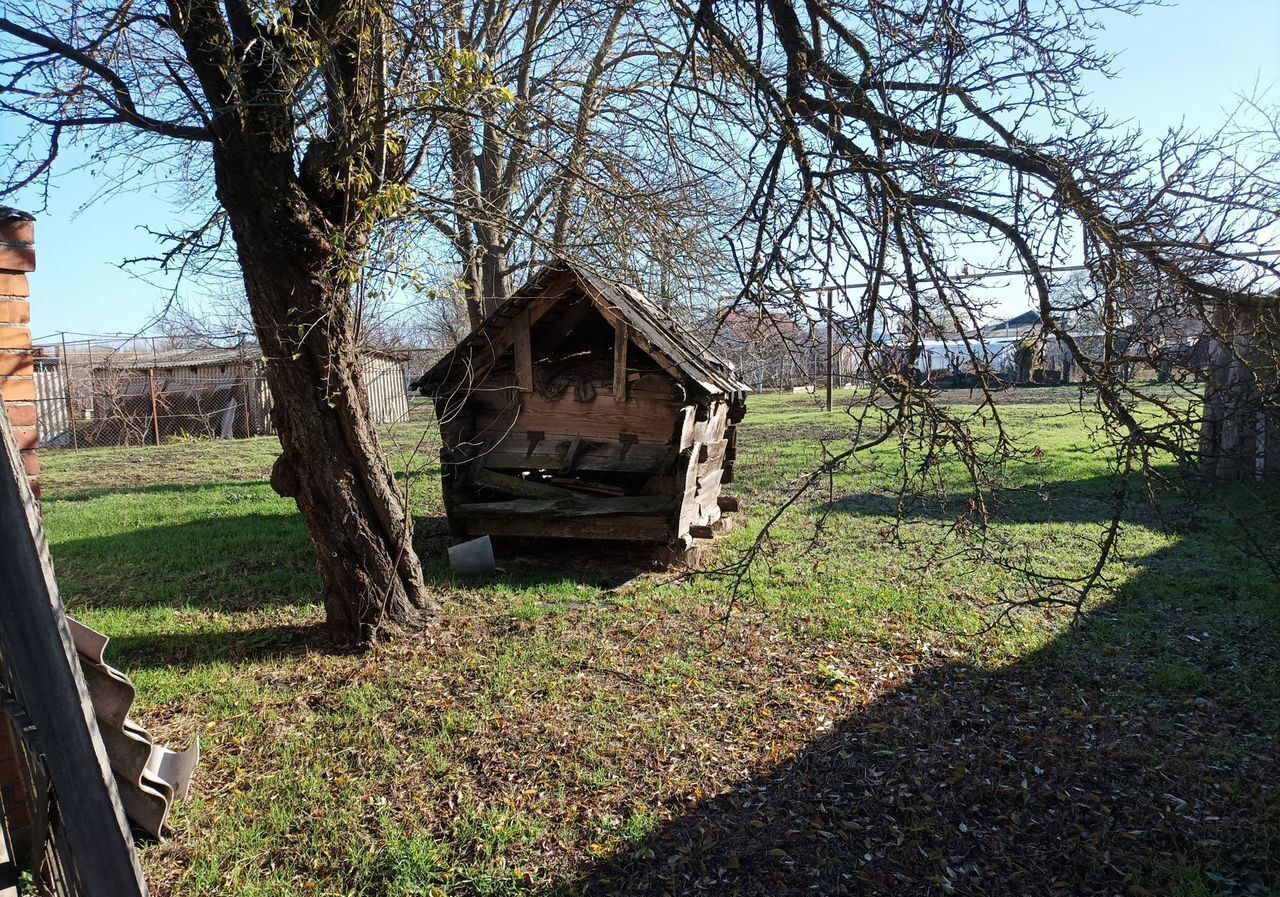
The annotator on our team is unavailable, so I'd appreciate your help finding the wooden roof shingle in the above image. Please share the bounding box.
[412,263,751,398]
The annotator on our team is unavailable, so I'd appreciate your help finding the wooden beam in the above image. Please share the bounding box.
[513,309,533,393]
[581,282,689,388]
[0,403,149,895]
[478,436,667,474]
[472,390,682,444]
[717,495,741,513]
[455,495,675,519]
[613,320,629,403]
[467,282,571,385]
[461,514,672,542]
[474,469,577,500]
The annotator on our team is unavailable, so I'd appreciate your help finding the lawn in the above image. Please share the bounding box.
[39,389,1280,896]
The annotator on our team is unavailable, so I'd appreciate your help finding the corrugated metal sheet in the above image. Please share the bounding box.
[66,619,198,840]
[360,355,410,424]
[33,362,72,448]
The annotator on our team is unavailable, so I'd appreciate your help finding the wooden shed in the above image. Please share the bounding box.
[85,345,410,442]
[411,265,750,550]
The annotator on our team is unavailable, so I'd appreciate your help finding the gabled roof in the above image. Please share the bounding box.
[412,263,751,398]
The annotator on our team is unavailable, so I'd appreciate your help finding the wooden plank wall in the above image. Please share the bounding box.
[430,288,744,545]
[467,387,680,476]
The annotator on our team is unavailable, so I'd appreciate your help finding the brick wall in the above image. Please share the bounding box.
[0,210,35,860]
[0,211,36,498]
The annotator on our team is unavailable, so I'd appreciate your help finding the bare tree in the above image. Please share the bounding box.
[407,0,742,325]
[6,0,1275,638]
[676,0,1280,617]
[0,0,741,647]
[1,0,452,645]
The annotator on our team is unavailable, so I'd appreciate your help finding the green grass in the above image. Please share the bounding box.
[38,388,1280,896]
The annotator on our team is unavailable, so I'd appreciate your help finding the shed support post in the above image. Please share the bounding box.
[613,320,629,403]
[513,309,534,393]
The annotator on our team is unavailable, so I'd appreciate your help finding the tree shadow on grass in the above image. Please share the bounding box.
[819,470,1179,528]
[102,622,325,673]
[562,493,1280,896]
[51,510,318,613]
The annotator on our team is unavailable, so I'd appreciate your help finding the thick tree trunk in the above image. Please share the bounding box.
[214,147,436,647]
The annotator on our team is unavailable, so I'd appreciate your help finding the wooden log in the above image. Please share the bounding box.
[454,494,675,519]
[544,477,626,496]
[474,469,578,500]
[696,468,724,499]
[672,445,701,537]
[478,435,668,474]
[696,439,728,472]
[717,495,740,513]
[674,405,697,451]
[688,524,715,539]
[690,401,729,445]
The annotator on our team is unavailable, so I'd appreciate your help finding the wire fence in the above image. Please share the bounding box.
[32,333,445,450]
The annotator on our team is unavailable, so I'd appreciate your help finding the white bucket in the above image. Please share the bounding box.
[448,535,495,576]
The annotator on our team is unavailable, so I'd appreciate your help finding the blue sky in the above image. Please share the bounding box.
[8,0,1280,339]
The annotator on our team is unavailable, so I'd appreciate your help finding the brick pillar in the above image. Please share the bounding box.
[0,210,36,862]
[0,209,36,499]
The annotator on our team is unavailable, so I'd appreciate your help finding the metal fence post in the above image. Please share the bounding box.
[240,343,254,438]
[59,332,78,450]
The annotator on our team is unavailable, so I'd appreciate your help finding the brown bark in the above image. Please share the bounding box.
[214,142,436,647]
[147,0,439,647]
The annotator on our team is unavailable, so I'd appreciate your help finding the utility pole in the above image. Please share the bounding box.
[826,288,834,412]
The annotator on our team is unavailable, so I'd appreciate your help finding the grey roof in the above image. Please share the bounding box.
[985,310,1042,336]
[91,347,254,370]
[413,263,751,397]
[90,344,405,371]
